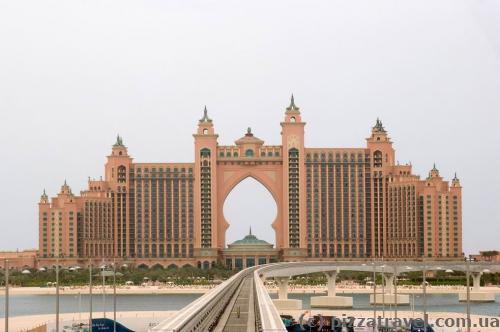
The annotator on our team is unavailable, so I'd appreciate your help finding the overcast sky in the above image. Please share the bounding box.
[1,1,499,254]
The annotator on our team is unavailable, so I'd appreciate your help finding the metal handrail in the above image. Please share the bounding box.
[253,268,287,332]
[152,267,252,332]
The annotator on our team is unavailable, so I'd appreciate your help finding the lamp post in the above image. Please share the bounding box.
[101,263,106,319]
[113,258,117,332]
[372,260,377,332]
[89,258,93,331]
[56,257,60,332]
[78,292,82,322]
[4,259,9,332]
[381,260,386,319]
[465,257,471,332]
[422,266,427,332]
[393,264,398,321]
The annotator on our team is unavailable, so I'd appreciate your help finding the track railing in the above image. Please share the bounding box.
[253,267,287,332]
[151,267,253,332]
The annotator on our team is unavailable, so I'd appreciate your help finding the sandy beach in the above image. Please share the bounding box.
[1,284,499,331]
[1,309,498,332]
[3,284,500,295]
[0,310,178,332]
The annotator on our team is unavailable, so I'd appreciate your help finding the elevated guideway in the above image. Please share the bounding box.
[151,264,286,332]
[214,276,254,332]
[152,260,500,332]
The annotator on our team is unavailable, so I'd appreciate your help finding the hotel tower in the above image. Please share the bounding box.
[38,97,462,268]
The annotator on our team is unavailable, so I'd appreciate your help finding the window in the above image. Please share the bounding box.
[245,149,254,157]
[203,128,208,135]
[200,148,210,157]
[373,151,383,167]
[117,165,127,183]
[290,116,296,122]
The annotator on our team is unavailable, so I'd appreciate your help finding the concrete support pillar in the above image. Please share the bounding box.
[459,271,494,302]
[275,277,289,300]
[370,273,409,305]
[324,271,337,296]
[383,273,394,294]
[472,272,482,292]
[311,271,353,308]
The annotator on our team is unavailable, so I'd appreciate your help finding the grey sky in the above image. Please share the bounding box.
[1,1,499,254]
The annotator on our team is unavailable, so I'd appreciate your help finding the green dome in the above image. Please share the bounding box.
[231,233,271,246]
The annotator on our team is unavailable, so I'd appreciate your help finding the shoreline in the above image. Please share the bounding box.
[2,285,500,296]
[0,310,178,332]
[1,310,499,332]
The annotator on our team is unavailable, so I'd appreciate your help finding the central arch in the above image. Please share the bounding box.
[224,177,277,245]
[216,164,284,249]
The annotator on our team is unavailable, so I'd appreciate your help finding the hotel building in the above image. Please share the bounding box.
[38,97,462,268]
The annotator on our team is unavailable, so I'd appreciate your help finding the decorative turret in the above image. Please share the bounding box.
[366,118,395,167]
[368,118,390,142]
[113,134,125,147]
[286,94,300,114]
[199,106,212,123]
[235,127,264,157]
[60,180,72,195]
[452,172,461,187]
[428,163,440,179]
[40,189,49,204]
[111,134,129,157]
[195,106,217,136]
[235,127,264,145]
[283,94,303,124]
[373,118,386,133]
[105,134,133,184]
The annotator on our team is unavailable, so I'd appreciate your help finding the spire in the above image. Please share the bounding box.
[40,188,48,202]
[249,226,252,235]
[373,118,386,132]
[199,106,212,123]
[286,94,300,113]
[452,172,461,187]
[113,134,124,147]
[429,163,440,178]
[61,180,72,194]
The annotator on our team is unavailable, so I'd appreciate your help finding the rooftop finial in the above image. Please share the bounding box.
[64,179,67,186]
[114,134,124,147]
[40,188,48,201]
[246,127,253,136]
[249,226,252,235]
[453,172,459,180]
[286,94,300,112]
[373,118,386,132]
[432,163,437,171]
[199,106,213,123]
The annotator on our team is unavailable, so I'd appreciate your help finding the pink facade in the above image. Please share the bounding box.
[38,97,463,267]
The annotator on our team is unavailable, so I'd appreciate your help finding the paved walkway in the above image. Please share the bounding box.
[214,276,255,332]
